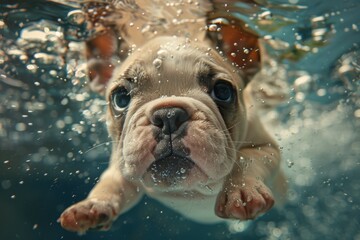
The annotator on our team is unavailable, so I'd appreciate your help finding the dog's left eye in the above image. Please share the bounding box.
[111,87,131,111]
[211,81,234,103]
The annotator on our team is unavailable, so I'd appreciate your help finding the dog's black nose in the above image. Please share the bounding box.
[151,107,189,135]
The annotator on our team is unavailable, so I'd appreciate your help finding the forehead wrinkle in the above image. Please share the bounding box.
[200,55,246,90]
[141,58,198,96]
[196,61,216,87]
[107,62,148,98]
[123,61,147,82]
[143,53,225,96]
[110,61,148,90]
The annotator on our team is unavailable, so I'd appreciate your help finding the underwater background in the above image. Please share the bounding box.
[0,0,359,239]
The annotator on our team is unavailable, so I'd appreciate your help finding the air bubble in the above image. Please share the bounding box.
[26,64,38,74]
[354,109,360,118]
[204,185,213,192]
[258,11,272,20]
[234,199,242,207]
[166,110,175,118]
[153,58,162,69]
[287,160,294,168]
[15,123,26,132]
[294,74,313,92]
[317,88,326,96]
[210,17,229,25]
[67,10,86,25]
[208,24,217,32]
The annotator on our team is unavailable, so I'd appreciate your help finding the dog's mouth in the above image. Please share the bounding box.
[144,135,196,186]
[147,153,195,186]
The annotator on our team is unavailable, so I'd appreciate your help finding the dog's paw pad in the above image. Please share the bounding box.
[215,178,274,220]
[59,199,118,233]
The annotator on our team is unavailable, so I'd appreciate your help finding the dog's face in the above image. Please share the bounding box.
[106,36,248,193]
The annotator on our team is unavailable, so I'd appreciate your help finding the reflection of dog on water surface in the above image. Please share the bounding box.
[59,1,287,233]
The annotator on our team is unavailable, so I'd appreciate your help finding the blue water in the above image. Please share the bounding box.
[0,0,359,239]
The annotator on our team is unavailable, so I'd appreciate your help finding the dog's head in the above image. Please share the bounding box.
[105,36,248,193]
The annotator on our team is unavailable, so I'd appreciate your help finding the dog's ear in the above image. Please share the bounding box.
[80,2,118,95]
[220,24,261,86]
[86,30,118,95]
[207,21,261,86]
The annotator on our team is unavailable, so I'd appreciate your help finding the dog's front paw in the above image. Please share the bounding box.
[215,177,274,220]
[58,198,119,233]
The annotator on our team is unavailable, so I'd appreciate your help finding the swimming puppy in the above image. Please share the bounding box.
[59,36,286,233]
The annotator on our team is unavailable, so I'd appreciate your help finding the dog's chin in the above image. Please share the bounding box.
[140,155,208,191]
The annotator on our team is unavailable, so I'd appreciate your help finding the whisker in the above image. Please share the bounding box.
[83,141,118,155]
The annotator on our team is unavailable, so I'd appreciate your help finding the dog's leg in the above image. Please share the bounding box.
[215,90,287,220]
[59,165,143,233]
[215,143,286,220]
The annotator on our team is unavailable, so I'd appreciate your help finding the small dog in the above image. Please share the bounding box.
[59,34,286,233]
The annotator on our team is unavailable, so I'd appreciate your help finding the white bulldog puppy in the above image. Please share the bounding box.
[59,36,286,233]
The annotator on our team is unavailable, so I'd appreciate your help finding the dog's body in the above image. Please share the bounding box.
[59,35,286,233]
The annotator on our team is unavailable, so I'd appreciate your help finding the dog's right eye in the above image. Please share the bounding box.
[111,87,131,111]
[211,81,235,103]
